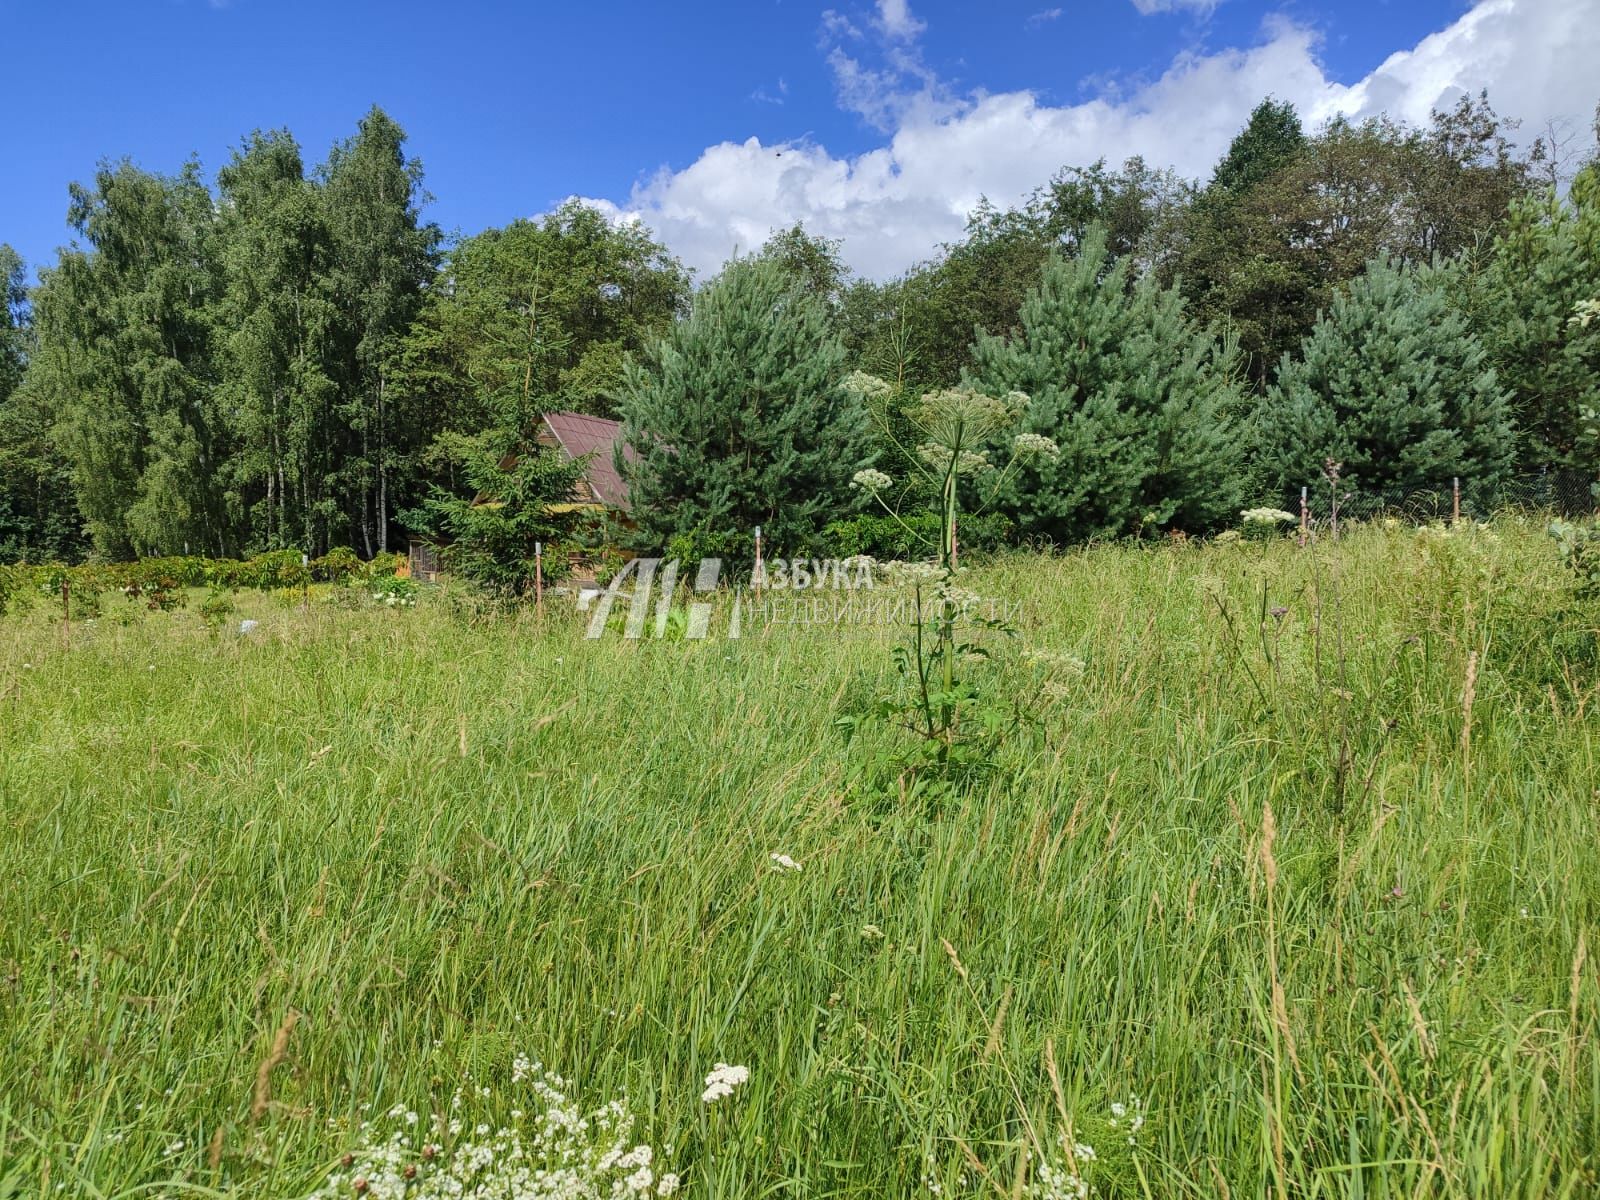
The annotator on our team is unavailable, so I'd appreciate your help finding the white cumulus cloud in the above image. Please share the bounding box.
[575,0,1600,280]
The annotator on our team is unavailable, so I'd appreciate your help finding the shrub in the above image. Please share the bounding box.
[198,588,236,631]
[312,546,364,583]
[1549,519,1600,602]
[371,576,419,609]
[822,511,1014,560]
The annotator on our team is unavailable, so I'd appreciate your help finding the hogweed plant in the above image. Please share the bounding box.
[839,377,1058,795]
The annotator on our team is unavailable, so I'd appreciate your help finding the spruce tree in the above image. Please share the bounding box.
[618,256,871,556]
[1258,258,1515,507]
[969,226,1247,543]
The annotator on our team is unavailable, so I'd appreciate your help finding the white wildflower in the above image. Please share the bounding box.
[881,560,944,587]
[625,1165,654,1192]
[1240,507,1298,525]
[1012,432,1060,461]
[701,1062,749,1104]
[769,852,802,872]
[851,468,894,492]
[841,370,894,401]
[657,1173,681,1196]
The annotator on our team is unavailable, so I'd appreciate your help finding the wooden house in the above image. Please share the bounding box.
[406,411,635,582]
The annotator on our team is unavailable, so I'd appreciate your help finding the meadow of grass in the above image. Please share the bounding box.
[1,520,1597,1198]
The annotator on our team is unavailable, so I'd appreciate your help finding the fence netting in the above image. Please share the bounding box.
[1297,470,1596,529]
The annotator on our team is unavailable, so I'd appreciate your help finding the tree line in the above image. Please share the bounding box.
[2,95,1598,568]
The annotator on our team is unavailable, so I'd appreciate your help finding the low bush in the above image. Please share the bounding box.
[822,510,1014,560]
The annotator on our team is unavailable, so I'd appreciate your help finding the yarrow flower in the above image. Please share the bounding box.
[851,468,894,492]
[701,1063,749,1104]
[311,1055,677,1200]
[769,852,802,872]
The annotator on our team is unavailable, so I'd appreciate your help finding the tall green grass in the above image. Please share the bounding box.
[1,520,1596,1197]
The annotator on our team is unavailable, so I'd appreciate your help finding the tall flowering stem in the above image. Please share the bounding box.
[844,377,1058,780]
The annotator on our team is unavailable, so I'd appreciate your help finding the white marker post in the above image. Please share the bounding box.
[753,525,764,607]
[535,541,544,618]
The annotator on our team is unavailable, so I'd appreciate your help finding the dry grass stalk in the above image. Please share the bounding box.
[251,1009,301,1122]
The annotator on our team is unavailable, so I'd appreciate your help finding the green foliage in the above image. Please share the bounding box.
[213,129,344,553]
[841,387,1050,798]
[25,161,230,558]
[1467,164,1600,477]
[822,510,1012,559]
[21,110,437,562]
[1548,518,1600,601]
[1259,258,1516,507]
[1177,93,1536,386]
[0,244,85,563]
[0,548,413,606]
[397,200,688,436]
[197,587,236,631]
[369,575,419,608]
[842,158,1191,395]
[311,546,364,583]
[1209,97,1306,195]
[408,436,589,597]
[619,255,872,556]
[970,226,1247,542]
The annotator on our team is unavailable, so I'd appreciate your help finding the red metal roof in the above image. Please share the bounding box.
[541,411,635,512]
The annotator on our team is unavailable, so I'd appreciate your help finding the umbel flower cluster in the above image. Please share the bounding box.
[309,1056,679,1199]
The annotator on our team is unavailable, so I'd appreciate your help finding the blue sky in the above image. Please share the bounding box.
[2,0,1595,279]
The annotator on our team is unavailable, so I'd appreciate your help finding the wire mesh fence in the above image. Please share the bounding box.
[1295,469,1596,536]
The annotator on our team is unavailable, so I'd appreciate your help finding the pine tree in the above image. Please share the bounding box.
[1468,164,1600,478]
[1258,258,1515,507]
[407,433,589,597]
[969,226,1247,543]
[618,256,871,556]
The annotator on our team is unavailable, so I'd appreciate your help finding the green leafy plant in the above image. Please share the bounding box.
[1548,519,1600,602]
[198,587,236,631]
[371,576,420,609]
[840,381,1057,796]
